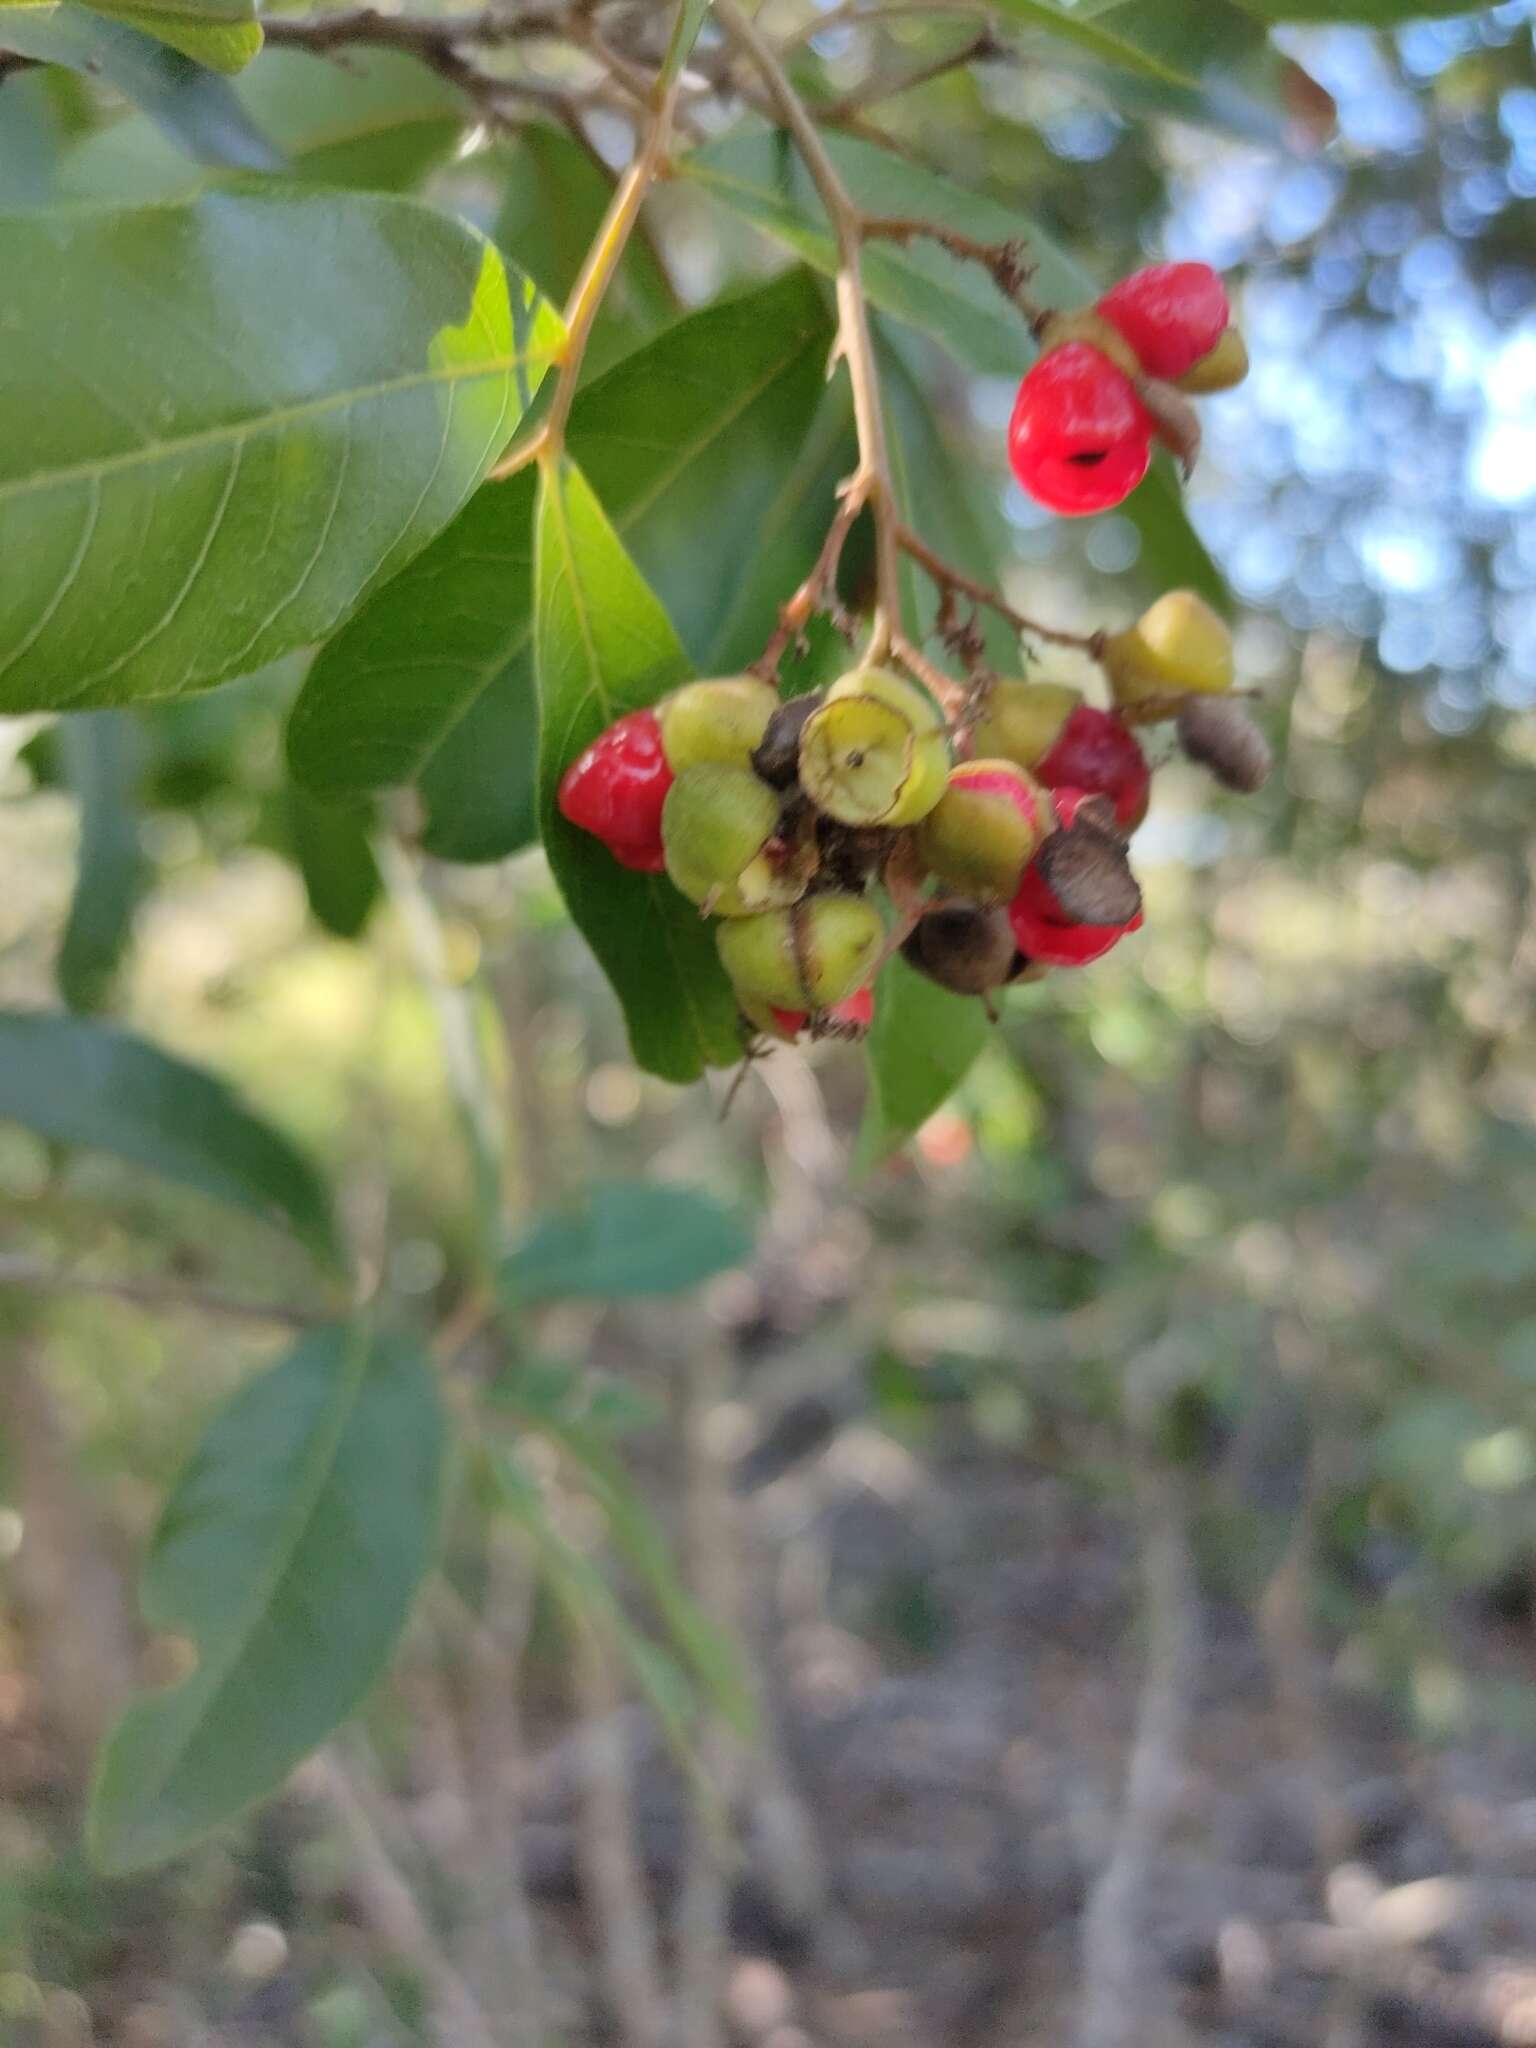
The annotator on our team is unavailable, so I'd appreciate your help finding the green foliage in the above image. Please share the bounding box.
[0,1010,339,1264]
[502,1180,752,1302]
[856,955,993,1169]
[0,193,560,712]
[57,713,144,1012]
[535,458,741,1081]
[89,1324,447,1872]
[286,788,382,942]
[288,267,840,860]
[0,5,279,163]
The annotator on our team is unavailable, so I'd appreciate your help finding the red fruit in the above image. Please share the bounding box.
[1008,344,1155,516]
[770,985,875,1040]
[1008,863,1143,967]
[557,709,674,872]
[1097,262,1229,382]
[1035,704,1151,830]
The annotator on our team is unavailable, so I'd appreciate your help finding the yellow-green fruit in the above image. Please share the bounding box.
[662,766,809,916]
[799,668,950,828]
[913,760,1053,902]
[1175,326,1249,395]
[717,893,884,1011]
[971,679,1081,772]
[1102,591,1234,723]
[659,676,781,773]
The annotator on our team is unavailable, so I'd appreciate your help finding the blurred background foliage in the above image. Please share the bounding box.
[6,2,1536,2044]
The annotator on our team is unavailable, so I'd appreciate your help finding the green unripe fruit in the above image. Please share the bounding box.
[661,766,811,915]
[1102,591,1234,723]
[913,760,1053,902]
[717,892,884,1011]
[1175,326,1249,395]
[659,676,781,773]
[971,679,1081,771]
[799,668,950,828]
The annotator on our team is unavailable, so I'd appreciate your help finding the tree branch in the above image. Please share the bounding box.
[0,1253,325,1330]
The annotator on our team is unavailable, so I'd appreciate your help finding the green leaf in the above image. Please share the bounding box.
[288,268,839,849]
[683,128,1224,607]
[57,713,145,1012]
[453,126,676,374]
[0,191,562,713]
[0,5,281,162]
[0,70,70,207]
[536,458,741,1082]
[88,1325,447,1874]
[0,1010,339,1263]
[659,0,710,86]
[855,954,992,1169]
[287,787,381,941]
[59,48,468,202]
[1234,0,1486,18]
[89,8,261,73]
[991,0,1199,86]
[502,1180,752,1302]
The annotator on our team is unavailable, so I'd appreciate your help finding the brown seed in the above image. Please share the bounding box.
[1036,823,1143,926]
[751,692,823,791]
[1176,697,1272,793]
[902,901,1020,996]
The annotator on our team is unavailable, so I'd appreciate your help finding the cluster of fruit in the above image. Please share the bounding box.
[1008,261,1248,515]
[557,589,1270,1050]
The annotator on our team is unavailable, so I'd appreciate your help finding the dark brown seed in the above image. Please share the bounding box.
[902,901,1019,996]
[751,692,824,791]
[1176,697,1272,793]
[1036,823,1143,926]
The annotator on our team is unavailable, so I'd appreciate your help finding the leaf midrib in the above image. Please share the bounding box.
[0,344,558,504]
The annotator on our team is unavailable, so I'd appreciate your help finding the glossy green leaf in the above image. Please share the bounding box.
[0,1010,339,1263]
[59,48,467,202]
[89,8,261,73]
[536,458,741,1081]
[683,128,1224,607]
[502,1180,752,1302]
[992,0,1198,86]
[89,1325,447,1874]
[856,955,993,1170]
[0,71,70,207]
[0,5,280,162]
[287,787,381,941]
[288,268,839,854]
[442,126,675,377]
[0,191,562,713]
[57,713,144,1012]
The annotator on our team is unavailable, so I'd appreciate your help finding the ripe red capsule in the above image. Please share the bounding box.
[1034,704,1151,830]
[1008,864,1143,967]
[1008,343,1155,516]
[557,708,674,873]
[1008,790,1144,966]
[1097,262,1229,382]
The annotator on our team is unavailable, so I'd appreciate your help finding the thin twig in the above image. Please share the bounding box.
[862,213,1047,327]
[820,26,1001,120]
[314,1749,503,2048]
[715,0,902,659]
[895,523,1101,653]
[570,1626,669,2048]
[1076,1347,1202,2048]
[0,1253,325,1330]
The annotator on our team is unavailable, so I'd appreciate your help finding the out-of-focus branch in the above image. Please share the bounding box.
[0,1253,325,1329]
[1076,1342,1203,2048]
